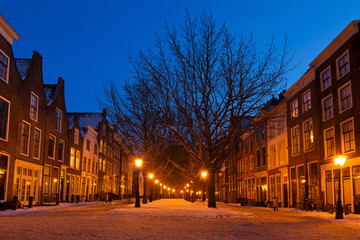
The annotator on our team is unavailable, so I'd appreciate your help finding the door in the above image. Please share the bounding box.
[283,183,288,207]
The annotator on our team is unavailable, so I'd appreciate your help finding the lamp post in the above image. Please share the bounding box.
[155,180,159,200]
[135,158,143,208]
[334,156,346,219]
[201,171,207,202]
[149,173,154,202]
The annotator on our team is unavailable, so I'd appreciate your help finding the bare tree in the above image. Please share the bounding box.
[130,10,293,208]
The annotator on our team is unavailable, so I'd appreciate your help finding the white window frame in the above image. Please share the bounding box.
[291,125,300,156]
[320,66,331,92]
[302,118,314,152]
[290,99,299,120]
[302,89,311,113]
[33,127,41,160]
[323,126,335,159]
[74,128,79,144]
[20,121,31,156]
[55,108,62,132]
[48,134,56,159]
[322,94,333,122]
[0,95,10,142]
[340,117,355,154]
[30,92,39,121]
[0,49,10,84]
[336,50,350,79]
[58,139,65,162]
[338,81,352,114]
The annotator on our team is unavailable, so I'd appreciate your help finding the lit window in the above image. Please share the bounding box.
[303,119,313,152]
[0,51,9,83]
[337,51,349,78]
[76,150,80,170]
[30,93,39,121]
[322,95,333,121]
[74,128,79,144]
[70,148,75,168]
[302,90,311,112]
[20,122,30,155]
[342,119,354,153]
[48,135,55,158]
[324,128,335,158]
[291,126,300,155]
[290,100,298,119]
[0,97,10,141]
[339,82,352,112]
[55,109,62,132]
[33,128,41,159]
[321,67,331,91]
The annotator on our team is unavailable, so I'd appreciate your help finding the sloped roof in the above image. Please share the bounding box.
[15,58,31,79]
[78,113,103,130]
[67,114,76,129]
[43,84,57,104]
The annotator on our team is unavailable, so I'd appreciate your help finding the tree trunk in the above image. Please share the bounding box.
[208,173,216,208]
[143,175,148,204]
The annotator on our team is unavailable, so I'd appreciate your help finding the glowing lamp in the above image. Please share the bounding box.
[135,159,143,167]
[201,171,207,178]
[149,173,154,179]
[334,157,346,166]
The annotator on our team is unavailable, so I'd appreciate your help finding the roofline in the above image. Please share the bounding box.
[283,68,315,98]
[309,20,360,68]
[0,14,20,45]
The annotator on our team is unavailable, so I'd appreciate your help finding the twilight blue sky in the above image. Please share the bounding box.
[2,1,360,112]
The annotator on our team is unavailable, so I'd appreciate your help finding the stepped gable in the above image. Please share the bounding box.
[15,58,31,79]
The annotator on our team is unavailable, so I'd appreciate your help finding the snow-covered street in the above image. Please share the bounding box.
[1,199,360,240]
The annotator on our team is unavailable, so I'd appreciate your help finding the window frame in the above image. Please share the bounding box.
[20,121,31,156]
[48,134,56,159]
[323,126,335,159]
[302,89,312,113]
[0,49,10,84]
[303,119,314,152]
[33,127,41,160]
[336,50,350,79]
[291,125,300,156]
[338,81,352,114]
[55,108,62,132]
[30,92,39,121]
[58,139,65,162]
[322,94,333,122]
[320,66,331,91]
[290,99,299,120]
[340,117,355,154]
[74,128,79,144]
[0,96,10,142]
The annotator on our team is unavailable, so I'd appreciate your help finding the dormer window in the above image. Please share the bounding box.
[74,128,79,144]
[55,109,62,132]
[0,51,9,83]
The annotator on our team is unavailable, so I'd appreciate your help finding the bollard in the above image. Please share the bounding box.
[12,196,18,210]
[71,194,75,203]
[56,194,60,205]
[28,196,34,208]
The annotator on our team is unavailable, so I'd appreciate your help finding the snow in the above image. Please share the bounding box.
[1,199,360,239]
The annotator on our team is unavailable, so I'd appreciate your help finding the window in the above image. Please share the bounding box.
[0,51,9,83]
[250,138,253,151]
[278,119,284,135]
[256,129,260,143]
[94,144,98,155]
[302,90,311,112]
[76,150,80,170]
[290,100,298,119]
[262,147,266,166]
[324,128,335,158]
[338,82,352,113]
[33,128,41,159]
[244,141,248,154]
[20,122,30,155]
[30,93,39,121]
[303,119,313,152]
[256,149,261,167]
[249,155,254,171]
[55,109,62,132]
[269,124,275,139]
[83,157,87,171]
[87,158,91,172]
[291,126,300,155]
[48,135,55,159]
[322,95,333,121]
[0,97,10,141]
[43,166,51,195]
[58,140,64,162]
[341,119,354,153]
[321,67,331,91]
[337,51,349,79]
[270,145,276,168]
[74,128,79,144]
[70,148,75,168]
[86,139,90,151]
[261,123,265,140]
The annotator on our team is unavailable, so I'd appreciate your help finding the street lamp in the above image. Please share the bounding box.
[149,173,154,202]
[334,156,346,219]
[201,171,207,202]
[135,158,143,208]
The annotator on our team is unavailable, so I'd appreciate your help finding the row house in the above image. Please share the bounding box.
[0,14,132,206]
[225,20,360,213]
